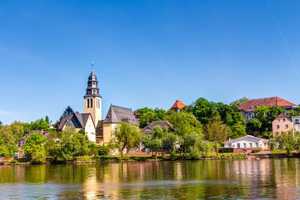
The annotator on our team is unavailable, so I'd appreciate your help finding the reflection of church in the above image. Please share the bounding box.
[57,72,138,144]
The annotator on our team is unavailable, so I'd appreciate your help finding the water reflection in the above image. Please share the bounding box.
[0,159,300,199]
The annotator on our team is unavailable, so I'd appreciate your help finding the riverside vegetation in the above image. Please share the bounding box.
[2,97,300,164]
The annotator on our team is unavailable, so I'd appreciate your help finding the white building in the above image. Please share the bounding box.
[292,116,300,132]
[224,135,269,150]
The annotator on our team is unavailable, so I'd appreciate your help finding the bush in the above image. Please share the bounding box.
[98,145,110,156]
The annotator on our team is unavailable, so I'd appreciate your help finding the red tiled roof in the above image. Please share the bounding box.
[171,100,186,110]
[239,97,296,112]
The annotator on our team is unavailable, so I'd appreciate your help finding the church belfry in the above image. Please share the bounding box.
[83,71,102,125]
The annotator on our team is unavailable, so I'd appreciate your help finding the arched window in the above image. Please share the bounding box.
[91,99,93,108]
[87,99,90,108]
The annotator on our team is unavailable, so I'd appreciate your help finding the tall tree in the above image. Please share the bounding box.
[112,123,142,157]
[24,133,47,164]
[205,116,231,152]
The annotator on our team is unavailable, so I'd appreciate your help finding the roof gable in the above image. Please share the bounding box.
[104,105,138,124]
[57,112,95,130]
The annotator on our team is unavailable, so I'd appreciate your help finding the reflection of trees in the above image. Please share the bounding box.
[1,159,300,199]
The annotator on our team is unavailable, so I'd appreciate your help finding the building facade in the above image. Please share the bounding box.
[272,114,294,137]
[239,97,295,120]
[224,135,269,150]
[272,114,300,137]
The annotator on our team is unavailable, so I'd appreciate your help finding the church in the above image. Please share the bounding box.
[56,71,138,144]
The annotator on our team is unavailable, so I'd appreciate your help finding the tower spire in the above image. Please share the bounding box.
[83,71,102,125]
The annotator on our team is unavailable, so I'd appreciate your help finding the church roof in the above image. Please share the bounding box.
[57,111,93,130]
[104,105,138,124]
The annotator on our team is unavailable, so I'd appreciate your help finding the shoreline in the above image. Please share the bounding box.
[1,152,300,166]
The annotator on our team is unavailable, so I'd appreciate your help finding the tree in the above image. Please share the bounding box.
[47,130,91,162]
[246,118,262,136]
[165,111,203,137]
[230,97,248,107]
[30,117,50,131]
[187,98,246,138]
[205,116,231,152]
[135,107,167,128]
[255,106,283,132]
[24,133,47,164]
[275,133,297,155]
[162,132,177,153]
[113,123,142,157]
[187,98,218,125]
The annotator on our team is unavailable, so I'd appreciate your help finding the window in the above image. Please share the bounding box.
[250,143,253,148]
[87,99,90,108]
[277,125,280,129]
[91,99,93,108]
[237,143,240,148]
[283,118,286,122]
[286,124,289,129]
[244,143,247,148]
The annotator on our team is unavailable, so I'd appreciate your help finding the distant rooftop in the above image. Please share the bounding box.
[239,96,296,112]
[171,100,186,111]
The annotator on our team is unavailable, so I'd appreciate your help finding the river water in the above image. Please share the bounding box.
[0,159,300,199]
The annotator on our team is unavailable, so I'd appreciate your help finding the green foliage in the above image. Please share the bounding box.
[245,106,284,138]
[24,133,47,164]
[162,132,177,152]
[112,123,142,157]
[135,107,167,128]
[230,97,249,107]
[166,111,203,137]
[205,116,230,143]
[273,133,299,155]
[47,130,92,162]
[187,98,246,138]
[29,117,50,131]
[98,145,110,156]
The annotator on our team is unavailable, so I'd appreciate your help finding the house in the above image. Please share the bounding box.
[292,116,300,132]
[143,120,173,134]
[272,113,294,137]
[99,105,138,144]
[239,97,295,120]
[271,114,300,137]
[170,100,186,112]
[57,71,138,144]
[224,135,269,150]
[57,111,96,142]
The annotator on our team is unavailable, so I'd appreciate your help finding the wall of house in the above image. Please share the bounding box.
[272,117,293,137]
[225,140,269,150]
[102,123,118,144]
[292,117,300,132]
[84,117,96,142]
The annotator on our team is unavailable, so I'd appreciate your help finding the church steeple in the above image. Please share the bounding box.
[85,71,101,98]
[83,71,102,125]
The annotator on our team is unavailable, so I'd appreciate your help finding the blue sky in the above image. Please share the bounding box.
[1,0,300,124]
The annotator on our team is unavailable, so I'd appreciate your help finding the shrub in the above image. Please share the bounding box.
[98,145,110,156]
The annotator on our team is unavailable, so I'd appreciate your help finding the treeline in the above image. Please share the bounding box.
[0,117,97,164]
